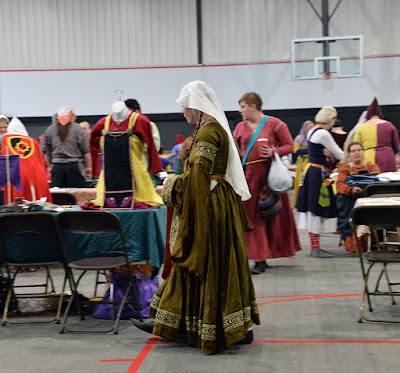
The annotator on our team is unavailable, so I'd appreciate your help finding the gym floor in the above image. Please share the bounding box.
[1,202,400,373]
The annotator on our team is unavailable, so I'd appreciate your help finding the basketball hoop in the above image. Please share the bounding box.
[320,72,336,91]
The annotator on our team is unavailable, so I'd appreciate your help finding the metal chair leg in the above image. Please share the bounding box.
[382,264,396,305]
[2,285,14,326]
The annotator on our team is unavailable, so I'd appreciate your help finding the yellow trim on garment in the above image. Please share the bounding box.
[244,158,269,165]
[94,113,163,207]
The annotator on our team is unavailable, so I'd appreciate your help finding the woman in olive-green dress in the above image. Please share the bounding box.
[149,81,260,354]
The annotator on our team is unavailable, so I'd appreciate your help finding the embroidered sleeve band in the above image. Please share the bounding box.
[195,141,218,162]
[162,175,179,206]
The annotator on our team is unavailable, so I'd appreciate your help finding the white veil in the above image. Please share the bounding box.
[7,117,29,136]
[176,80,251,201]
[342,110,367,163]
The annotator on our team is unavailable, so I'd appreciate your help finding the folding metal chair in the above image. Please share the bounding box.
[352,205,400,323]
[0,212,71,325]
[57,210,142,334]
[52,190,106,295]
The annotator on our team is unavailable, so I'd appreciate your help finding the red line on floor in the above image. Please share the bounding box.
[252,340,400,344]
[126,336,160,373]
[121,294,361,371]
[257,294,360,305]
[99,359,135,362]
[256,294,361,299]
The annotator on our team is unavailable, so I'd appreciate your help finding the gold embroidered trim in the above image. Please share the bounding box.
[155,308,182,329]
[184,316,216,340]
[222,305,257,332]
[170,209,181,256]
[185,315,199,332]
[200,323,217,340]
[223,309,245,332]
[162,175,179,206]
[243,306,251,322]
[152,302,258,340]
[195,141,218,162]
[150,294,160,310]
[251,300,259,314]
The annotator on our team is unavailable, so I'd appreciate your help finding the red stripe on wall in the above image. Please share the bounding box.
[1,54,399,73]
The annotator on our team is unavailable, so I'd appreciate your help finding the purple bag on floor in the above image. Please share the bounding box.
[92,271,159,320]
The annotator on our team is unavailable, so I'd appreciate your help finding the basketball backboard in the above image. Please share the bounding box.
[291,35,363,80]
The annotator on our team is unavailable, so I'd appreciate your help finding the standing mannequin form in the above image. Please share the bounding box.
[90,101,162,208]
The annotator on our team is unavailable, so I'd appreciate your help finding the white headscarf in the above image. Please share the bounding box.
[342,110,367,163]
[176,80,251,201]
[7,117,29,136]
[348,110,367,142]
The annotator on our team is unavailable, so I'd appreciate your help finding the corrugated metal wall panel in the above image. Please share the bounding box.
[329,0,400,55]
[1,0,400,70]
[201,0,400,64]
[0,0,198,69]
[201,0,319,64]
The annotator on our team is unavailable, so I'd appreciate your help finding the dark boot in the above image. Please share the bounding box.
[251,261,268,274]
[234,330,254,345]
[130,319,154,334]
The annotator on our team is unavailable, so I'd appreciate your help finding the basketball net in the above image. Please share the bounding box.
[321,72,336,91]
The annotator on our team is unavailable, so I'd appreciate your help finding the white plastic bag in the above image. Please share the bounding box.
[267,152,293,194]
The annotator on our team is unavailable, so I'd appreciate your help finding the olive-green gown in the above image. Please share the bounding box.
[150,119,260,354]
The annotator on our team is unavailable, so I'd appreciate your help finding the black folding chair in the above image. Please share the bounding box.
[351,205,400,323]
[0,212,71,325]
[57,211,142,334]
[51,192,77,205]
[365,183,400,197]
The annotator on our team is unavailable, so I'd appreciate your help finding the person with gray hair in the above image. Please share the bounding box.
[42,106,91,188]
[296,106,344,258]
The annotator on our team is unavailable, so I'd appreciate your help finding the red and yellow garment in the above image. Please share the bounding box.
[1,134,52,203]
[91,112,163,207]
[354,122,399,172]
